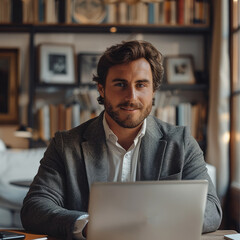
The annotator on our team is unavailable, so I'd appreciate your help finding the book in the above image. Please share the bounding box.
[158,1,165,24]
[194,0,203,24]
[11,0,23,23]
[45,0,57,23]
[164,0,171,24]
[38,0,45,23]
[38,105,50,141]
[58,103,66,131]
[169,0,176,25]
[138,2,148,24]
[2,0,11,23]
[128,4,137,24]
[177,0,184,25]
[65,105,73,130]
[148,3,154,24]
[153,2,160,24]
[72,102,81,128]
[33,0,39,23]
[23,0,34,23]
[57,0,65,23]
[49,104,58,138]
[184,0,192,24]
[118,2,128,24]
[107,3,117,24]
[65,0,72,23]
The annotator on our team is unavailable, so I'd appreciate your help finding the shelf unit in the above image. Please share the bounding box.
[0,22,211,149]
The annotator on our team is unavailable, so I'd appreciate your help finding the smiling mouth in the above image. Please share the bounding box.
[118,102,143,111]
[120,106,138,110]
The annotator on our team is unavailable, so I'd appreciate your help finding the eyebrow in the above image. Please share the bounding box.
[112,78,151,83]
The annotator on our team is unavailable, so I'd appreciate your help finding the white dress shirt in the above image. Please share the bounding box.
[73,114,146,239]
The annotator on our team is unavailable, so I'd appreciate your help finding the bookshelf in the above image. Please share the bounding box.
[0,0,212,150]
[0,0,209,26]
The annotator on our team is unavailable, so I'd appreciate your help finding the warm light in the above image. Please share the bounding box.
[110,27,117,33]
[235,132,240,141]
[222,132,230,143]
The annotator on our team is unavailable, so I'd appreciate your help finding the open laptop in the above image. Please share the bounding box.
[87,180,208,240]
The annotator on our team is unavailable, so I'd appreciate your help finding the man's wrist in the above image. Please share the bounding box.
[73,214,89,240]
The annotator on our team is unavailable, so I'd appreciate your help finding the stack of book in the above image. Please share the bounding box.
[154,102,206,141]
[37,89,103,141]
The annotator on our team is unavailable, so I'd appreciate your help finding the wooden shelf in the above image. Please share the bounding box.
[0,23,211,34]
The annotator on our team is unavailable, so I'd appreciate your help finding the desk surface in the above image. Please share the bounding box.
[0,229,237,240]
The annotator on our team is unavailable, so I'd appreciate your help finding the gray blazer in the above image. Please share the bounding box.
[21,112,222,239]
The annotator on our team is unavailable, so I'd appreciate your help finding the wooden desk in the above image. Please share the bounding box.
[0,230,56,240]
[202,230,238,240]
[0,229,237,240]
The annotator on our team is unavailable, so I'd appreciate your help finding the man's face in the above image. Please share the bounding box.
[98,58,154,129]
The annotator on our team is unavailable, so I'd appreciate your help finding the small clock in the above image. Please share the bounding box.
[73,0,107,23]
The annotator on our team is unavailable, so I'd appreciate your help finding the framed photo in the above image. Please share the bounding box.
[78,53,101,84]
[38,44,76,85]
[0,49,19,124]
[165,55,196,84]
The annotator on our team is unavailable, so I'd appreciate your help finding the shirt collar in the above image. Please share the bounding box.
[103,112,146,143]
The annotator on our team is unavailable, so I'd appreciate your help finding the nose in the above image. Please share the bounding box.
[125,86,137,101]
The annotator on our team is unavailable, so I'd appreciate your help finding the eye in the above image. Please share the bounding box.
[136,83,145,88]
[114,82,126,87]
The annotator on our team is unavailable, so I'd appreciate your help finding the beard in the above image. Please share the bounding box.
[104,97,152,128]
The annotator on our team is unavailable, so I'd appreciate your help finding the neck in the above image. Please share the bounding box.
[105,114,143,151]
[114,125,142,150]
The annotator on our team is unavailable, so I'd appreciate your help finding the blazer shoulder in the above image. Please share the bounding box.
[149,115,187,137]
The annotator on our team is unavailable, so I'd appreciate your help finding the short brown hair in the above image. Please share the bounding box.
[93,40,164,104]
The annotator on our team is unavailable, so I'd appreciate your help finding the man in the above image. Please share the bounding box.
[21,40,222,239]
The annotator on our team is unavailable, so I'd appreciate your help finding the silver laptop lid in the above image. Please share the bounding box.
[87,180,208,240]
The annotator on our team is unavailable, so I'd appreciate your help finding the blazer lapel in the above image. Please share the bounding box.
[137,116,167,181]
[82,113,108,188]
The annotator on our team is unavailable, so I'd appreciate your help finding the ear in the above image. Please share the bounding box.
[98,84,104,98]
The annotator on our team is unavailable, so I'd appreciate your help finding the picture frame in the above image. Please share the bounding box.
[165,55,196,84]
[78,53,102,85]
[0,49,19,124]
[38,44,76,85]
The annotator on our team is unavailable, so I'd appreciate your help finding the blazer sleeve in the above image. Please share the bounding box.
[20,133,87,240]
[182,127,222,233]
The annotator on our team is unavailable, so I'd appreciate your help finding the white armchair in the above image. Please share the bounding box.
[0,148,46,228]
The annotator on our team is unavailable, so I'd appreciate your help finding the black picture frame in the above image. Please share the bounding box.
[0,48,19,124]
[38,43,77,86]
[78,53,102,85]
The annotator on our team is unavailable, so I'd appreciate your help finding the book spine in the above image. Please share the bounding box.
[164,0,171,24]
[178,0,184,25]
[169,0,176,25]
[58,0,65,23]
[65,0,72,23]
[39,0,45,23]
[148,3,154,24]
[11,0,22,23]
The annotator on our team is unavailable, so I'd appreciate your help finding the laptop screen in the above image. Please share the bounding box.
[87,180,208,240]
